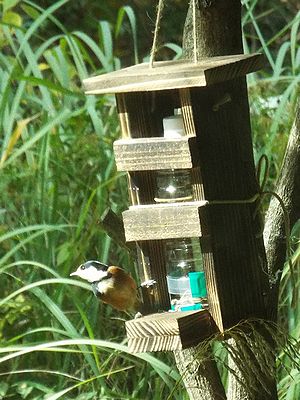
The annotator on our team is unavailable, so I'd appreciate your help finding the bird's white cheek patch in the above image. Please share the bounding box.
[76,267,109,283]
[96,278,114,294]
[95,269,109,281]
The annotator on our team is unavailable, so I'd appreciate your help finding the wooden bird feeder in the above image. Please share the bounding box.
[83,54,268,353]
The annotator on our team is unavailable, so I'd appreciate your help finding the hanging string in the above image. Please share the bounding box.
[256,154,269,193]
[149,0,165,68]
[150,0,199,67]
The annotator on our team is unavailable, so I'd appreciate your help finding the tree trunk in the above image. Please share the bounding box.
[183,0,243,58]
[174,348,226,400]
[175,2,243,398]
[175,1,298,399]
[264,99,300,321]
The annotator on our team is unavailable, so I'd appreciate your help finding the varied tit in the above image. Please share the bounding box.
[70,260,141,312]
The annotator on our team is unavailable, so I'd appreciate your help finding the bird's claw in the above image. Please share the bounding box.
[140,279,156,288]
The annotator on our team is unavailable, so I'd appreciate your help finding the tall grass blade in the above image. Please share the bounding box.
[116,6,139,64]
[290,11,300,75]
[0,338,180,381]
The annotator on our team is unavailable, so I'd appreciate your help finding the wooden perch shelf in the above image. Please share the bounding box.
[126,309,217,353]
[113,136,199,171]
[122,201,208,241]
[83,53,264,94]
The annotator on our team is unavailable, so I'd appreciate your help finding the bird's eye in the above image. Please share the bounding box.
[80,265,85,270]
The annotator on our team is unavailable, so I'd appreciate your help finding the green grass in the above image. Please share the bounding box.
[0,2,185,398]
[0,1,299,399]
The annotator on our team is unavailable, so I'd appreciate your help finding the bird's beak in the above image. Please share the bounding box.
[70,270,78,277]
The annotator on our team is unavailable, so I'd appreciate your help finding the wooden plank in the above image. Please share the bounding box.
[122,201,208,242]
[145,240,171,310]
[190,79,270,331]
[180,88,196,136]
[115,93,130,138]
[179,89,205,200]
[83,54,264,94]
[113,136,199,171]
[125,310,216,352]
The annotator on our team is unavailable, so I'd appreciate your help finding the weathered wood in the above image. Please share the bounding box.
[115,92,175,310]
[190,80,270,331]
[122,201,208,242]
[125,309,216,352]
[83,54,264,94]
[145,240,173,310]
[113,136,199,171]
[180,88,196,135]
[116,91,175,139]
[180,88,206,200]
[115,93,130,138]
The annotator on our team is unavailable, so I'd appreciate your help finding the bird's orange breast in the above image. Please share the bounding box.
[99,266,140,311]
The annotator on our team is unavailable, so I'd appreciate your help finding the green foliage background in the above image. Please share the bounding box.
[0,0,299,399]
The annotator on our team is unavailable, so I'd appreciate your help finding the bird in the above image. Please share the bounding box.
[70,260,141,313]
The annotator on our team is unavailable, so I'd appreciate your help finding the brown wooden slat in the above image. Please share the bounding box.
[146,240,170,310]
[128,336,181,353]
[115,92,176,311]
[179,88,206,200]
[180,88,196,136]
[190,79,270,331]
[115,93,130,138]
[83,54,264,94]
[126,310,216,352]
[122,201,208,242]
[113,136,199,171]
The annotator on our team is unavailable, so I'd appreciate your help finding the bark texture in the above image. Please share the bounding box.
[174,348,226,400]
[226,331,278,400]
[263,99,300,321]
[183,0,243,59]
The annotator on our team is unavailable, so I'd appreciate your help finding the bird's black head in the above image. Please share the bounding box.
[70,260,110,282]
[80,260,108,271]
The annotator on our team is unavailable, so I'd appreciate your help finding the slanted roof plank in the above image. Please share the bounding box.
[83,53,264,94]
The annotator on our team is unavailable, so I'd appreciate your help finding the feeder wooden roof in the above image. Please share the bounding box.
[83,53,264,94]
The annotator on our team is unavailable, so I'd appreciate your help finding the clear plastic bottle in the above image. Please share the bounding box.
[154,114,193,203]
[155,112,208,311]
[165,238,205,310]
